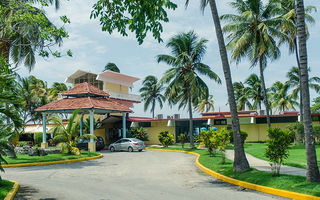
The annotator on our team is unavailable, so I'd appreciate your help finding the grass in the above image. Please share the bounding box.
[169,143,200,148]
[149,146,320,197]
[244,143,320,169]
[0,180,14,199]
[4,151,99,165]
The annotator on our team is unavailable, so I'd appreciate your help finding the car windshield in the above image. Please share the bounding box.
[131,138,142,142]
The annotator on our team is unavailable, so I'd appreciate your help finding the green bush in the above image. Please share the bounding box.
[200,130,215,156]
[287,122,304,143]
[178,133,189,148]
[128,127,149,141]
[34,132,43,145]
[228,129,248,144]
[158,131,174,147]
[18,141,28,147]
[193,134,200,143]
[313,126,320,144]
[265,128,294,176]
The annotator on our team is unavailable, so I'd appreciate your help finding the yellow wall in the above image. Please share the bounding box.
[145,121,176,145]
[94,128,106,143]
[105,81,129,93]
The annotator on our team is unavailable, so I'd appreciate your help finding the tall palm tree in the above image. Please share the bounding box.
[233,82,252,111]
[49,82,68,100]
[296,0,320,182]
[269,81,298,113]
[273,0,316,120]
[245,74,263,112]
[185,0,251,172]
[221,0,287,128]
[287,66,320,117]
[139,76,165,118]
[157,31,221,149]
[196,95,215,113]
[104,62,120,73]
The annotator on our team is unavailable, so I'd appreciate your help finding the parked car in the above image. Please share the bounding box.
[77,136,105,151]
[109,138,145,152]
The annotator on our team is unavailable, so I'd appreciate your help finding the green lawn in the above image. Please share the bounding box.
[149,147,320,197]
[0,180,14,199]
[244,143,320,169]
[4,151,99,165]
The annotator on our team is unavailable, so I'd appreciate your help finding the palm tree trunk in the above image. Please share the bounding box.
[152,99,155,118]
[294,38,304,121]
[208,0,249,172]
[259,57,271,128]
[296,0,320,182]
[188,95,194,149]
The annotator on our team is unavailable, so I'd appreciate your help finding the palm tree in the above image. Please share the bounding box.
[269,81,298,113]
[196,95,215,113]
[233,82,252,111]
[274,0,316,120]
[103,62,120,73]
[157,31,221,149]
[139,76,165,118]
[185,0,251,172]
[296,0,320,182]
[245,74,264,112]
[49,82,68,100]
[287,66,320,117]
[221,0,287,128]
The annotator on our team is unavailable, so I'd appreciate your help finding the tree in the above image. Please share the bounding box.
[196,95,215,113]
[233,82,252,111]
[139,75,165,118]
[287,66,320,117]
[221,0,288,128]
[157,31,221,149]
[311,97,320,113]
[0,0,71,71]
[184,0,250,172]
[103,63,120,73]
[296,0,320,182]
[273,0,316,120]
[49,82,68,100]
[269,81,298,113]
[245,74,264,112]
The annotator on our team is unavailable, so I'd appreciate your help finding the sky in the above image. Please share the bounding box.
[18,0,320,118]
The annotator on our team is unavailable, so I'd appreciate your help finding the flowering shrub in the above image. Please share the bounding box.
[128,127,149,141]
[158,131,174,147]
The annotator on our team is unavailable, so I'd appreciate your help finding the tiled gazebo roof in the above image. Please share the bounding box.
[61,82,110,97]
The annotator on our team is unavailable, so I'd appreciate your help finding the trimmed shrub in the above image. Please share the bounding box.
[287,122,304,143]
[313,126,320,144]
[18,141,28,147]
[128,127,149,141]
[34,132,43,146]
[265,128,294,176]
[210,128,230,164]
[228,129,248,144]
[158,131,174,147]
[178,133,189,148]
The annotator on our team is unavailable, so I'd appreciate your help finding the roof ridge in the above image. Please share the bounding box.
[85,82,90,93]
[88,96,94,108]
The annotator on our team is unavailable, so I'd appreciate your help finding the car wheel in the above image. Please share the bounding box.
[138,149,142,152]
[110,146,115,152]
[128,147,133,152]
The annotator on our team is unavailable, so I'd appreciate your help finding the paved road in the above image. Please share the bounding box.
[3,151,285,200]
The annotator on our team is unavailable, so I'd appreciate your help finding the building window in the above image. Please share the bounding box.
[75,73,103,90]
[214,119,227,125]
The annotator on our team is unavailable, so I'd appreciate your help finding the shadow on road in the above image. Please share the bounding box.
[14,185,57,200]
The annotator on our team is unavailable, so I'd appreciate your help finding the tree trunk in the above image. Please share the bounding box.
[152,99,155,118]
[296,0,320,182]
[208,0,250,172]
[188,95,194,149]
[294,38,304,121]
[259,57,271,128]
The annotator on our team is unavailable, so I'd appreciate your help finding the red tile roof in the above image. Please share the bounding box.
[61,82,110,97]
[35,97,132,113]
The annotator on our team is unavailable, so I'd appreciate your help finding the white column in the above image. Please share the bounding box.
[122,113,126,138]
[90,110,94,142]
[42,114,47,143]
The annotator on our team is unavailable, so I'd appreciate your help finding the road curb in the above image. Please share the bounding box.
[146,148,320,200]
[4,180,20,200]
[3,153,103,168]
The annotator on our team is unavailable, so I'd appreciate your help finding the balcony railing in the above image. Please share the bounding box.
[106,90,141,102]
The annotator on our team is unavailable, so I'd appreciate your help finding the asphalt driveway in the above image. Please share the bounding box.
[3,150,285,200]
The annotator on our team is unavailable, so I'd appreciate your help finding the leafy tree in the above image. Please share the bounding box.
[245,74,264,112]
[49,82,68,100]
[91,0,177,44]
[139,75,165,118]
[287,122,305,143]
[157,31,221,149]
[269,81,298,113]
[296,0,320,182]
[177,133,189,148]
[103,63,120,73]
[311,97,320,113]
[0,0,71,71]
[221,0,287,128]
[158,131,174,147]
[196,95,215,113]
[211,128,230,164]
[233,82,252,111]
[265,128,294,176]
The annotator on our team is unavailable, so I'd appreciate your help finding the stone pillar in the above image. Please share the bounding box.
[122,113,126,138]
[88,110,96,152]
[41,114,48,149]
[80,114,84,136]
